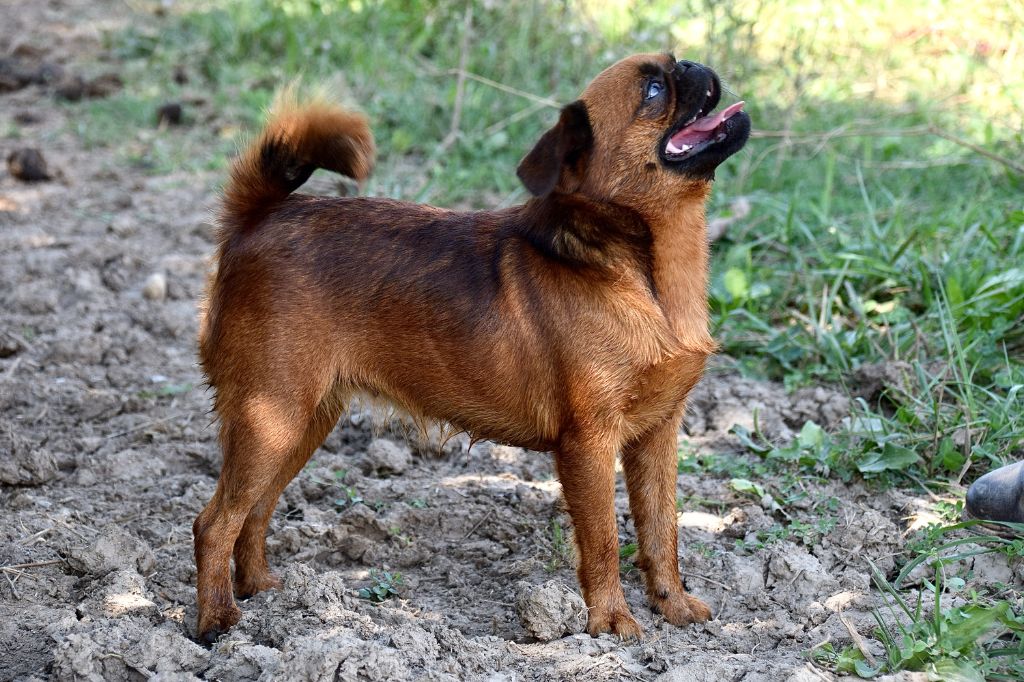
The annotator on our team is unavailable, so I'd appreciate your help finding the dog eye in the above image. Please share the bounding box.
[644,80,664,100]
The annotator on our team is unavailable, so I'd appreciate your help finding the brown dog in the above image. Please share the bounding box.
[193,52,750,643]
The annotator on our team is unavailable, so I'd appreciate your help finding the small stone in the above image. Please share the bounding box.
[6,148,50,181]
[514,580,587,641]
[109,214,136,237]
[363,438,411,476]
[142,272,167,301]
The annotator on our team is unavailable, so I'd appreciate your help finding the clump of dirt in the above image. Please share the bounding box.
[514,580,588,641]
[1,3,1020,680]
[6,148,51,182]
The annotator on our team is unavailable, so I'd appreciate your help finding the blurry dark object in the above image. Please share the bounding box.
[173,65,189,85]
[156,102,184,126]
[54,75,85,101]
[14,110,42,125]
[7,148,51,182]
[55,72,122,101]
[0,56,63,93]
[85,72,123,97]
[965,460,1024,529]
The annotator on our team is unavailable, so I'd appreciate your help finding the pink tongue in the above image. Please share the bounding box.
[669,100,746,146]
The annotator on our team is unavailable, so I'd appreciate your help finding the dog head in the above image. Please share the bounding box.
[517,53,750,211]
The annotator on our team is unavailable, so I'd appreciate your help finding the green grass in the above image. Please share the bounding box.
[814,551,1024,680]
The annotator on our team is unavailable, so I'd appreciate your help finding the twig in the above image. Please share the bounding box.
[930,126,1024,175]
[750,124,1024,174]
[805,663,836,682]
[4,330,35,353]
[444,69,560,109]
[1,558,64,571]
[4,356,22,380]
[750,125,932,140]
[464,507,495,540]
[839,612,878,668]
[681,572,732,591]
[18,527,54,545]
[483,100,548,137]
[4,571,20,600]
[105,412,186,439]
[439,5,473,152]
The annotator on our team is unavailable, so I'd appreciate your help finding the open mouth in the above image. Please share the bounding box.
[663,100,746,161]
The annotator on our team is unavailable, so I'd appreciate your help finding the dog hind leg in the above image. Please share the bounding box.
[193,388,335,643]
[232,391,346,598]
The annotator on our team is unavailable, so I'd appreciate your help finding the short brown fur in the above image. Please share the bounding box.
[194,53,749,643]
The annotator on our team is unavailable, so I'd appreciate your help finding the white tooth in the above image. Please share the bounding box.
[706,90,711,97]
[667,140,692,155]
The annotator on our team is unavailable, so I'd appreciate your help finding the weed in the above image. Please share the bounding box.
[814,559,1024,679]
[358,569,402,603]
[733,516,837,552]
[333,487,364,509]
[388,526,412,546]
[546,519,572,571]
[619,542,638,574]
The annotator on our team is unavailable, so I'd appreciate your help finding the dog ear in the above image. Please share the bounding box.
[516,100,593,197]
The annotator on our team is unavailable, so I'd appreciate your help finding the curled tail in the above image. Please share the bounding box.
[221,90,375,235]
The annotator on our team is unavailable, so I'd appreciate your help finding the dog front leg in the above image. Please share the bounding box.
[554,431,642,640]
[621,418,711,627]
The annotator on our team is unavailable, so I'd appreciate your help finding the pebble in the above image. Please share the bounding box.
[142,272,167,301]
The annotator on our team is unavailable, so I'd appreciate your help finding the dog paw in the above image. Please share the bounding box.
[235,571,282,599]
[196,604,242,646]
[652,590,712,626]
[587,606,644,641]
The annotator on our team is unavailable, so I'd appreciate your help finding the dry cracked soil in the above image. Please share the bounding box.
[2,2,1021,681]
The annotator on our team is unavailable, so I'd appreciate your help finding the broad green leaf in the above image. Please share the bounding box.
[926,657,984,682]
[724,268,749,300]
[943,603,1008,653]
[858,443,921,473]
[798,421,825,449]
[730,478,766,498]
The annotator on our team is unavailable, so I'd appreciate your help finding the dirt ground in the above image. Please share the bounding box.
[2,2,1021,681]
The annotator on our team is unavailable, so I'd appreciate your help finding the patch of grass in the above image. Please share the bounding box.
[814,559,1024,680]
[619,542,638,574]
[899,520,1024,589]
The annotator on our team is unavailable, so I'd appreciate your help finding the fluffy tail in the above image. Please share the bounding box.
[220,89,375,235]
